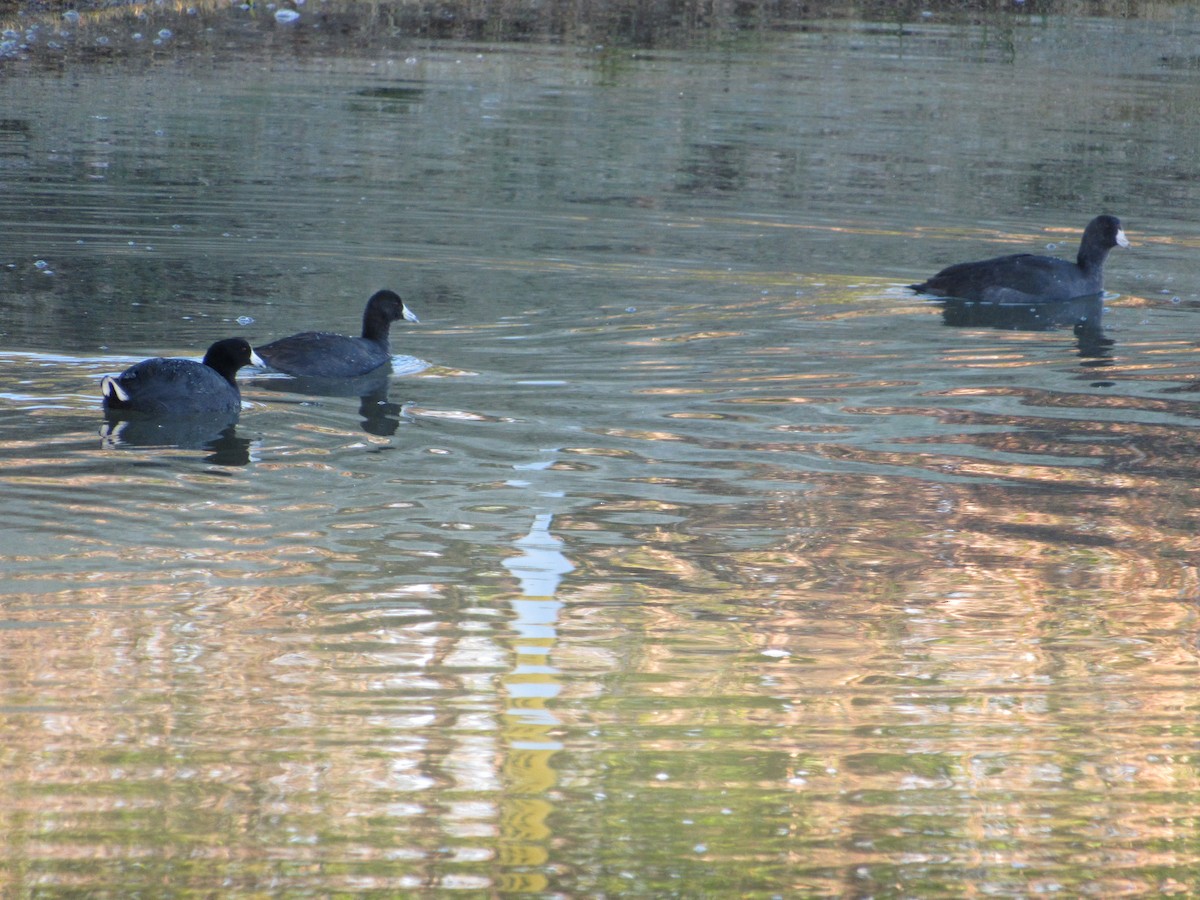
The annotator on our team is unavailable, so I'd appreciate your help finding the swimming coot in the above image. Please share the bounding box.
[909,215,1130,303]
[256,289,419,379]
[101,337,261,417]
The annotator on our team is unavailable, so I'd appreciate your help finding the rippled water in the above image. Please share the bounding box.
[3,3,1200,895]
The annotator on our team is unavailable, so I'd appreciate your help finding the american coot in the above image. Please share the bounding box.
[256,289,419,379]
[101,337,262,417]
[909,214,1130,303]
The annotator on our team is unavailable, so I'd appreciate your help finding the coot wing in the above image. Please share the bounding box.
[257,332,391,379]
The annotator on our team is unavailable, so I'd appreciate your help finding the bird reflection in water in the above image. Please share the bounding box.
[250,369,412,436]
[99,416,252,466]
[934,292,1114,362]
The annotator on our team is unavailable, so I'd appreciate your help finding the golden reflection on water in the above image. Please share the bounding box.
[5,304,1200,891]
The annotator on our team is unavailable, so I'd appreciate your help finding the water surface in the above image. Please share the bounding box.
[2,4,1200,895]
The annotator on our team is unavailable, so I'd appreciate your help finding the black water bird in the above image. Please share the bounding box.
[256,289,419,379]
[101,337,261,417]
[909,215,1130,304]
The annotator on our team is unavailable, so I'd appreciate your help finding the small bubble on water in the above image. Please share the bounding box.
[132,32,143,40]
[157,28,172,39]
[236,316,255,326]
[275,9,300,22]
[625,306,637,313]
[96,35,109,45]
[63,10,80,22]
[34,259,49,269]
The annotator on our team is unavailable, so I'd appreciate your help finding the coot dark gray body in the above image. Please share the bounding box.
[256,289,419,379]
[910,215,1130,303]
[101,338,261,417]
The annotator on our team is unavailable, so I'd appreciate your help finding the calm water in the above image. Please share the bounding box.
[3,2,1200,895]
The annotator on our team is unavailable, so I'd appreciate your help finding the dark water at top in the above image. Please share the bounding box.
[2,2,1200,895]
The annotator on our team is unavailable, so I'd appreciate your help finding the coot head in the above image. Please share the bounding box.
[1077,214,1131,271]
[201,338,261,384]
[361,289,420,342]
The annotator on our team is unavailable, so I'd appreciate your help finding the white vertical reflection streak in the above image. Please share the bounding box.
[502,510,570,736]
[496,453,573,889]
